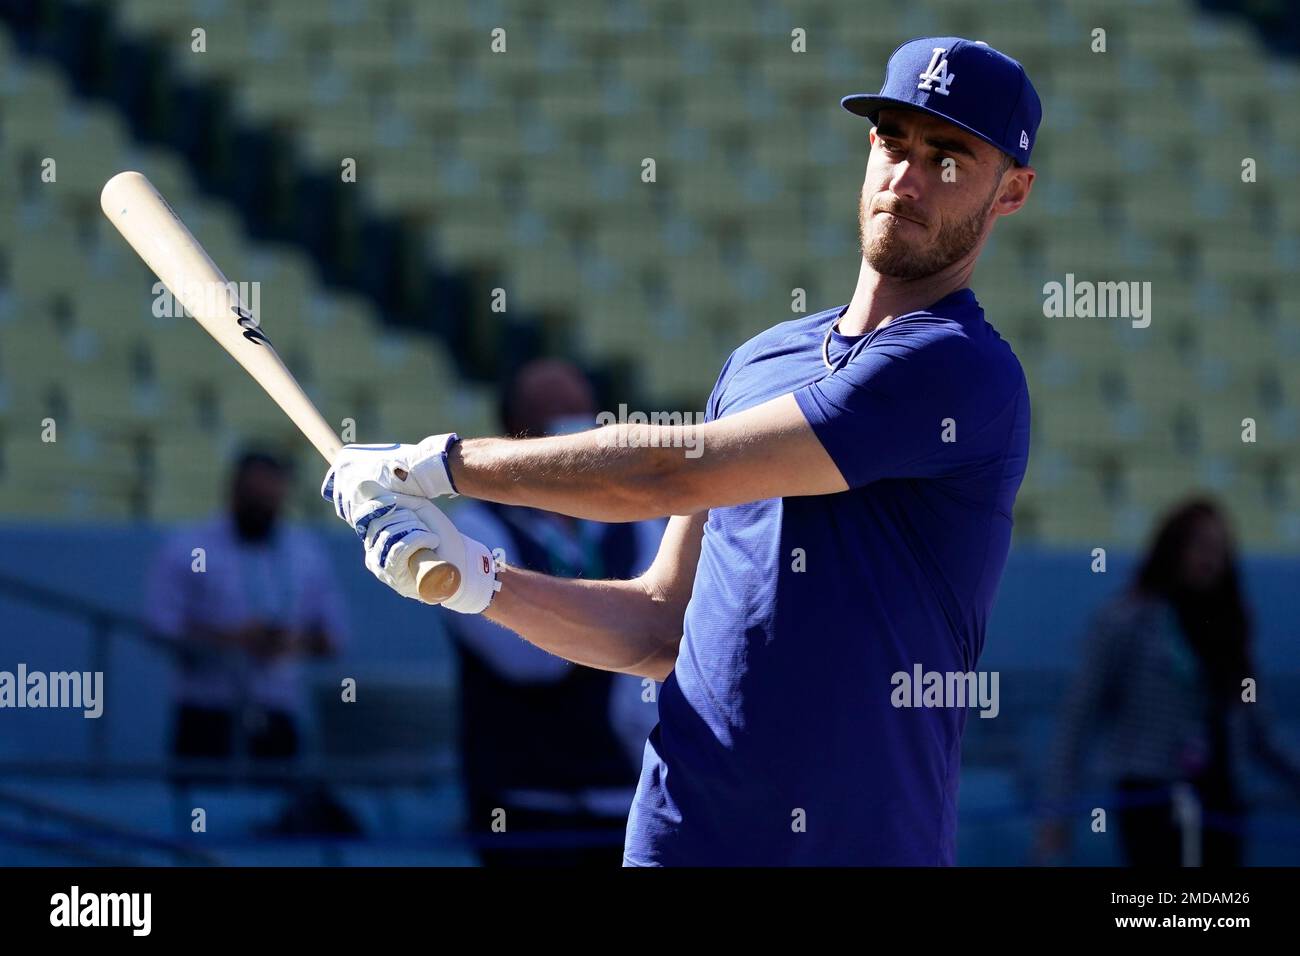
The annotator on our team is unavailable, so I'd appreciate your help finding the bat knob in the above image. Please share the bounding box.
[410,550,461,604]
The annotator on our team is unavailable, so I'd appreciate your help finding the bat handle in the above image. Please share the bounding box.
[410,549,461,604]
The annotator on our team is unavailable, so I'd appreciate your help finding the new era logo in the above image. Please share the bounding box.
[1020,130,1029,149]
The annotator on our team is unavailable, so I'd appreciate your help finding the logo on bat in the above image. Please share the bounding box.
[234,305,273,346]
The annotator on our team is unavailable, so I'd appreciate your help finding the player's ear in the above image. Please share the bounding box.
[994,165,1034,216]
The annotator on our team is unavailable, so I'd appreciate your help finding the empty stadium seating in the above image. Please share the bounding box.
[0,27,496,522]
[0,0,1296,550]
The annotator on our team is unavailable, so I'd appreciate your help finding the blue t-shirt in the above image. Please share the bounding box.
[624,288,1031,865]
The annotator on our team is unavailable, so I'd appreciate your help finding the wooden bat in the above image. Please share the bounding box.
[100,170,460,604]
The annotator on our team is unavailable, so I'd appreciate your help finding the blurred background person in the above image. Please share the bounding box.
[1039,497,1300,866]
[145,450,348,769]
[445,359,664,867]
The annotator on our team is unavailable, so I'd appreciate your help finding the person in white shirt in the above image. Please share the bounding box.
[145,451,348,765]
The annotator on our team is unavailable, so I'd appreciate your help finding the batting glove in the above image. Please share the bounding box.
[321,434,461,525]
[352,494,501,614]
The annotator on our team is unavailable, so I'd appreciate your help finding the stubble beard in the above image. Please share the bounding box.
[858,182,999,280]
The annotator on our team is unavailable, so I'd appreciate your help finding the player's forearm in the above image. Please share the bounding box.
[482,565,681,681]
[449,429,695,521]
[445,395,839,518]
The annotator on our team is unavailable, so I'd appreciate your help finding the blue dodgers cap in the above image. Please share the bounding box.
[841,37,1042,166]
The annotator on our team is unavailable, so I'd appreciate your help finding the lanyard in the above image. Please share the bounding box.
[504,510,605,579]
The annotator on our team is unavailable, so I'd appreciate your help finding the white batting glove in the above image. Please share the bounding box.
[350,496,440,602]
[353,494,501,614]
[320,434,461,525]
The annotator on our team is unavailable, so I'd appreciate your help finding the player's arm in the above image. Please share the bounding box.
[342,495,703,679]
[482,511,705,681]
[449,393,845,521]
[324,328,975,525]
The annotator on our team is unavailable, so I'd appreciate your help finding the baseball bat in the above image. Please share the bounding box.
[100,171,460,604]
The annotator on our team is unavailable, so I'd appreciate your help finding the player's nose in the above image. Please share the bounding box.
[887,160,925,202]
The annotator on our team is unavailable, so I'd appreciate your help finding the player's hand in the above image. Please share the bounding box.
[352,493,501,613]
[320,434,461,524]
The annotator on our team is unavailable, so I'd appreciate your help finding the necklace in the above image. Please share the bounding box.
[821,318,838,369]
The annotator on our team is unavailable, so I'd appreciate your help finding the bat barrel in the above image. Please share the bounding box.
[102,170,458,601]
[101,171,343,463]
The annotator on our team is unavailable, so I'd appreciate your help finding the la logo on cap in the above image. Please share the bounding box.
[917,48,955,95]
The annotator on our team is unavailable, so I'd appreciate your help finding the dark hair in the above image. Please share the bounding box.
[232,449,287,482]
[1131,496,1252,697]
[495,358,594,438]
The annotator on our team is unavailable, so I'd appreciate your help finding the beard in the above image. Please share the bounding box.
[859,183,998,279]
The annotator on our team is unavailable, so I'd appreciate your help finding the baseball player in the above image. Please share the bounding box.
[323,37,1040,865]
